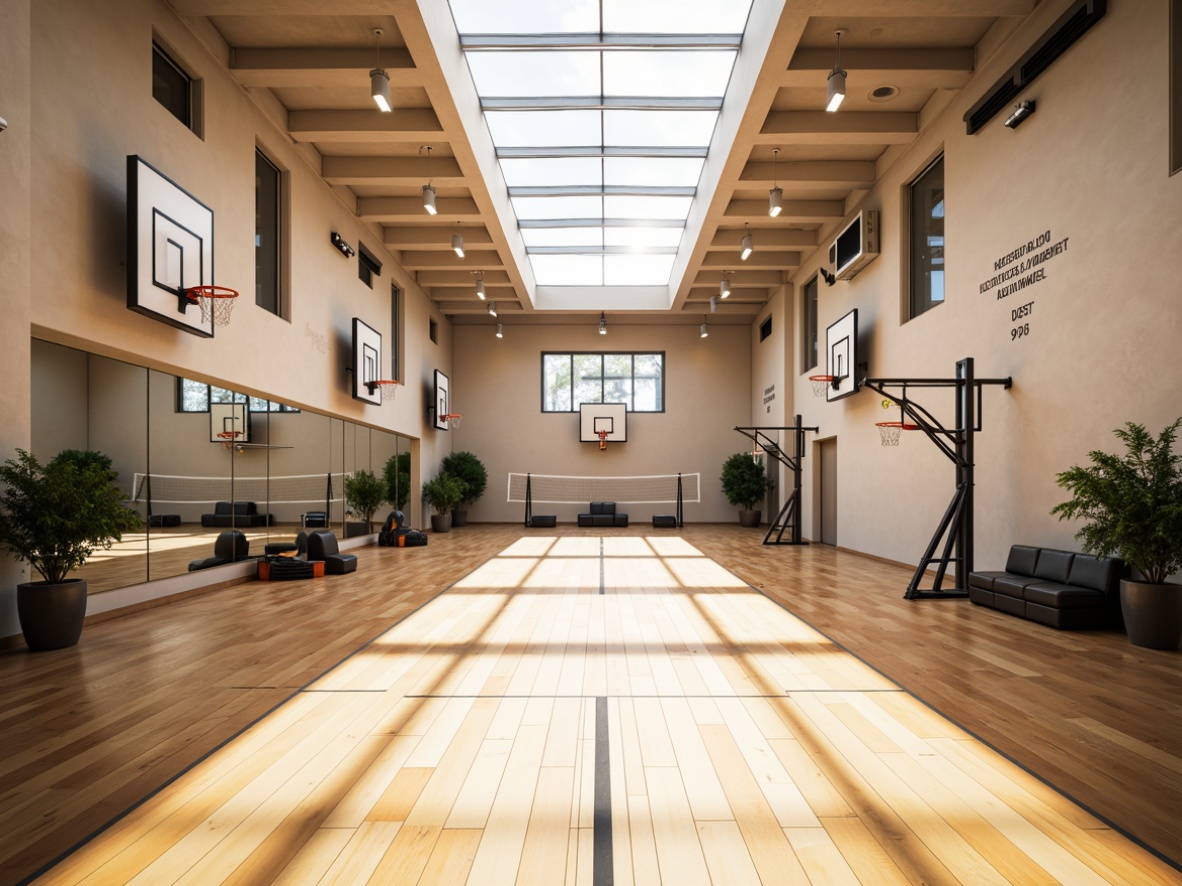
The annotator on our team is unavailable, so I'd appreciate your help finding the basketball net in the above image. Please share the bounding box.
[598,429,609,451]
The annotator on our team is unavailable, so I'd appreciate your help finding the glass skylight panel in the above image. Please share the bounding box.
[512,196,603,220]
[531,254,604,286]
[485,111,600,147]
[521,227,604,248]
[603,157,704,188]
[603,51,737,98]
[604,227,684,248]
[451,0,599,34]
[604,111,719,147]
[604,195,693,219]
[604,254,677,286]
[468,52,600,97]
[602,0,752,33]
[500,157,602,188]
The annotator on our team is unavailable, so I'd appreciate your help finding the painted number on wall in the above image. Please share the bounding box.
[1011,301,1033,342]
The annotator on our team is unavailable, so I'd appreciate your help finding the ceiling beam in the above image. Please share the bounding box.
[759,111,918,143]
[172,1,412,13]
[738,160,875,188]
[322,156,463,185]
[693,270,783,287]
[707,228,817,250]
[398,250,505,270]
[805,0,1033,13]
[701,251,801,269]
[783,48,974,89]
[358,196,480,221]
[287,109,444,142]
[723,199,843,222]
[229,48,421,88]
[383,226,493,249]
[417,270,513,287]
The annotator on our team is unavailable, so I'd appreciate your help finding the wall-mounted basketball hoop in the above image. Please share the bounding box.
[185,285,239,327]
[365,379,400,402]
[597,429,609,451]
[216,430,244,453]
[443,413,463,429]
[808,375,836,397]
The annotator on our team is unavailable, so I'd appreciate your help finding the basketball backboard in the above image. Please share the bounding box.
[433,370,450,430]
[580,403,627,443]
[351,318,383,405]
[825,309,860,402]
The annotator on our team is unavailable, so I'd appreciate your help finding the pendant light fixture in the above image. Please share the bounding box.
[452,225,465,258]
[710,295,718,313]
[421,145,436,215]
[488,300,497,318]
[598,312,607,335]
[495,322,503,339]
[720,275,731,298]
[474,270,486,300]
[370,29,391,113]
[700,316,709,338]
[768,148,782,217]
[740,224,754,261]
[827,30,847,113]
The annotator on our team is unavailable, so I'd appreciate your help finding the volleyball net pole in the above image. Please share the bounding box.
[734,415,819,546]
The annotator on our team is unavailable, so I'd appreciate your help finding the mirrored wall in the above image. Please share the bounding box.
[30,339,412,594]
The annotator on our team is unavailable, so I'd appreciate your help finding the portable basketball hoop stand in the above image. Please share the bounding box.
[734,415,819,546]
[862,358,1012,600]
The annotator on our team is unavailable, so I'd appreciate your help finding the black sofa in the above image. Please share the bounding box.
[188,530,251,571]
[577,501,629,527]
[306,530,358,574]
[968,545,1125,629]
[201,501,272,528]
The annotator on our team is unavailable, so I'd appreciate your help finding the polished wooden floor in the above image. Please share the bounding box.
[1,524,1179,884]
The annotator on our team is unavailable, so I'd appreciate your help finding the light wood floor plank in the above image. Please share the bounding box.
[269,828,352,886]
[364,822,439,885]
[516,767,575,884]
[317,821,402,886]
[417,827,481,886]
[644,766,712,885]
[696,820,763,886]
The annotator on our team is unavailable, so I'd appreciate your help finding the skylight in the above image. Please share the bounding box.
[449,0,752,291]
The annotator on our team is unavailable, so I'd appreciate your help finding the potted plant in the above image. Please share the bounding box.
[721,451,772,527]
[422,473,465,533]
[1052,419,1182,650]
[344,469,386,536]
[441,450,488,527]
[383,451,411,512]
[0,449,141,651]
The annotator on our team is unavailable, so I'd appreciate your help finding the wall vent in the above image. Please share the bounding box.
[964,0,1106,135]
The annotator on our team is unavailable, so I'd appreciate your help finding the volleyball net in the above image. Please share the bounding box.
[506,472,699,504]
[131,472,351,514]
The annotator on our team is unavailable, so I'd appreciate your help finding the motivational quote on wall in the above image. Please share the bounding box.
[978,229,1069,342]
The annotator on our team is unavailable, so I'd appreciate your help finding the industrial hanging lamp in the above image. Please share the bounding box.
[452,225,465,258]
[421,145,436,215]
[370,28,391,113]
[474,270,485,300]
[740,224,754,261]
[827,30,847,112]
[720,275,731,298]
[768,148,782,217]
[598,312,607,335]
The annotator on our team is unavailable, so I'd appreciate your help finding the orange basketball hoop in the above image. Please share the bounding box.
[443,413,463,429]
[185,285,239,327]
[598,429,609,451]
[216,430,243,452]
[875,420,919,447]
[808,374,835,397]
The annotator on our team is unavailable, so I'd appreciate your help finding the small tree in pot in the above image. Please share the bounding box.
[1052,419,1182,650]
[720,452,772,527]
[0,449,141,651]
[422,473,465,534]
[441,450,488,527]
[344,469,387,534]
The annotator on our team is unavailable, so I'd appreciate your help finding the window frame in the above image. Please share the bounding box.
[176,378,299,414]
[358,243,382,289]
[1172,0,1181,176]
[151,36,203,137]
[254,148,282,315]
[540,351,665,413]
[908,153,946,319]
[801,275,819,372]
[391,284,403,383]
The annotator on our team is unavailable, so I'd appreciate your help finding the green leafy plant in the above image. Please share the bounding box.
[441,450,488,508]
[344,469,387,529]
[383,451,411,510]
[422,473,465,515]
[720,452,772,511]
[1052,419,1182,584]
[0,449,142,584]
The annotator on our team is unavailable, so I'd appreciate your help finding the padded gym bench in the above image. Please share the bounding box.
[305,530,358,574]
[577,501,628,527]
[968,545,1124,629]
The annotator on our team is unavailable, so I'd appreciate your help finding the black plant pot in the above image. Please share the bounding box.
[17,578,87,652]
[739,509,761,528]
[452,508,468,527]
[431,513,452,533]
[1120,580,1182,650]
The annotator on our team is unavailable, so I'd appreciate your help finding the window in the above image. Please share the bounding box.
[542,352,664,412]
[151,40,201,135]
[255,150,281,315]
[802,276,818,371]
[1173,0,1181,175]
[391,284,403,383]
[358,243,381,288]
[759,316,772,342]
[909,155,945,318]
[177,378,298,413]
[429,317,438,344]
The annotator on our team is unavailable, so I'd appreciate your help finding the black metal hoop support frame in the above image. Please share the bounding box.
[862,357,1012,599]
[734,415,820,545]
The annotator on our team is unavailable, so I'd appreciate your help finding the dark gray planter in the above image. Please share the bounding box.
[431,513,452,533]
[1120,580,1182,650]
[739,509,761,528]
[451,508,468,527]
[17,578,87,651]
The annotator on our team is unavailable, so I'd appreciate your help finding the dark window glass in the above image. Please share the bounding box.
[759,317,772,342]
[910,155,945,318]
[152,43,190,126]
[429,318,438,344]
[255,150,281,314]
[359,244,381,288]
[803,275,818,371]
[391,285,403,382]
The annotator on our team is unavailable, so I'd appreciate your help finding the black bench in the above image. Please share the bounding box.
[201,501,272,528]
[577,501,628,527]
[968,545,1125,629]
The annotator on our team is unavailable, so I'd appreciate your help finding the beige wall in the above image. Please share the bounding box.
[452,323,755,523]
[789,0,1182,572]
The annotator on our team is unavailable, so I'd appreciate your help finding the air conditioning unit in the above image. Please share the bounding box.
[827,210,879,281]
